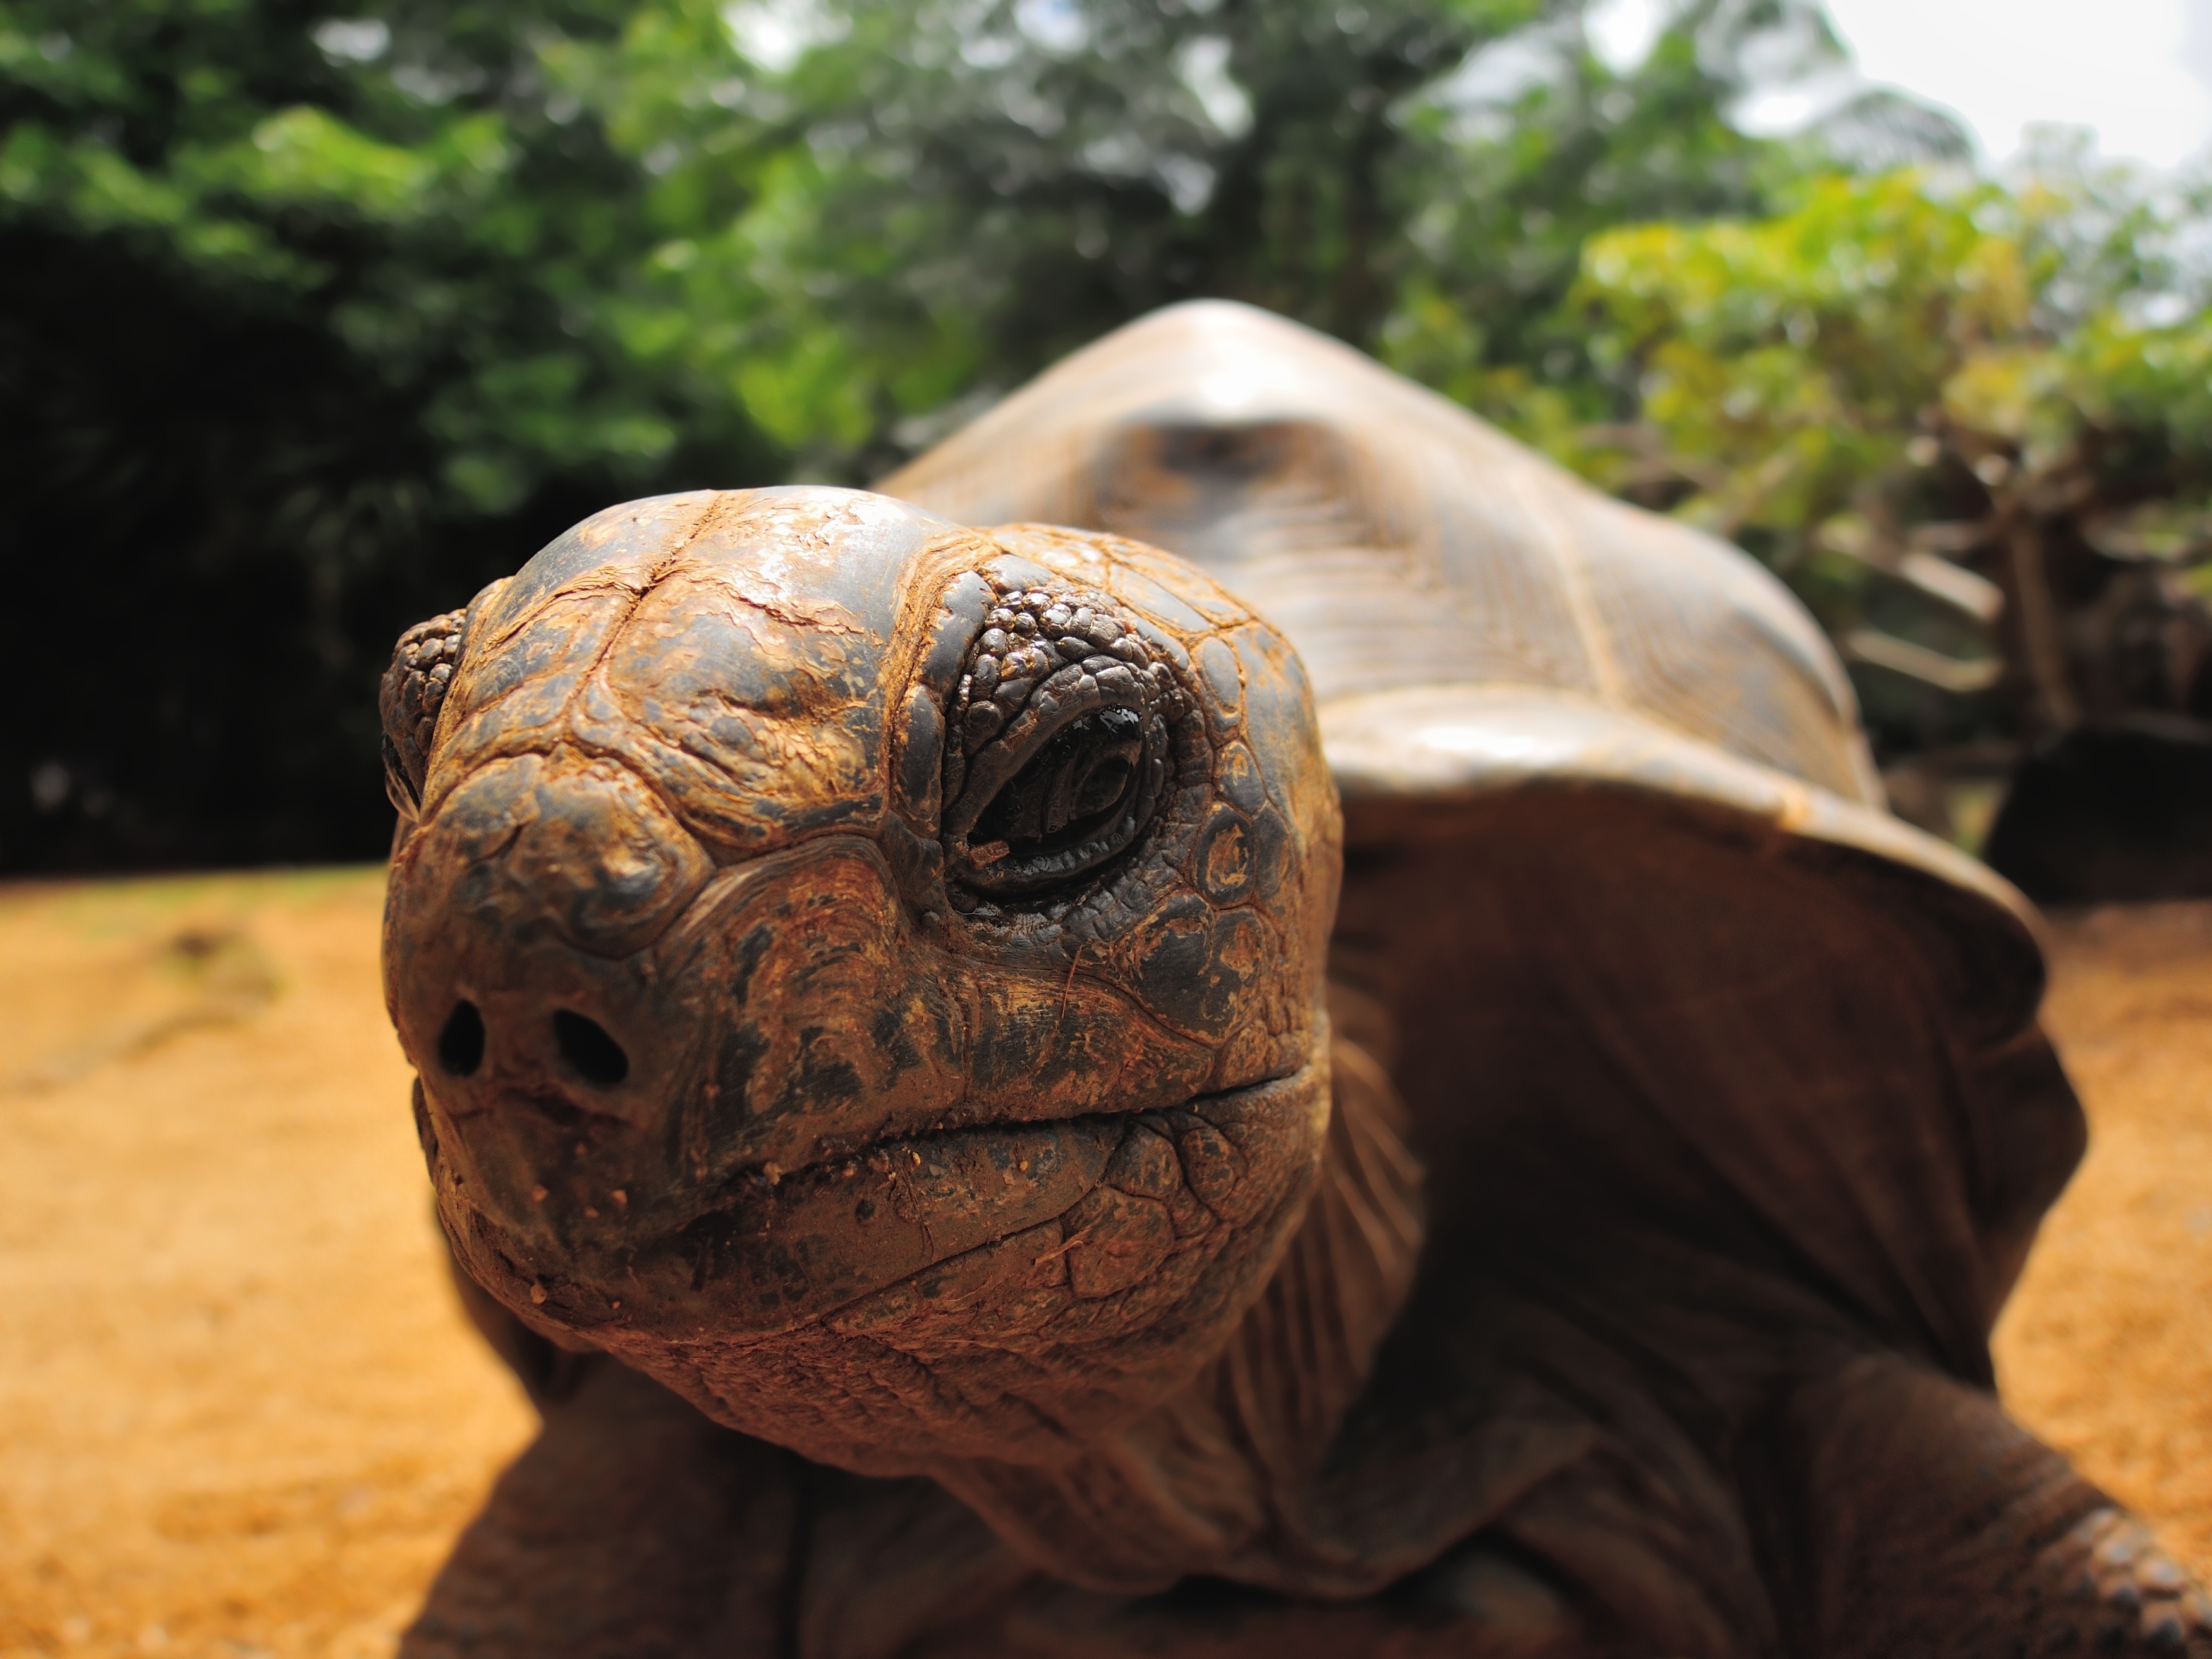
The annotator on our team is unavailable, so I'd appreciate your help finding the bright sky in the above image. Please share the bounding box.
[1588,0,2212,171]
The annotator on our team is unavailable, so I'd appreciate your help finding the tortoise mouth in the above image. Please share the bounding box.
[708,1055,1286,1186]
[442,1050,1332,1345]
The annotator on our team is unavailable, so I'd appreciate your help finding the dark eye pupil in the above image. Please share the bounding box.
[976,710,1143,854]
[1074,755,1132,818]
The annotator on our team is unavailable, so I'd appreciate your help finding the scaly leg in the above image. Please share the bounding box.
[1782,1353,2211,1657]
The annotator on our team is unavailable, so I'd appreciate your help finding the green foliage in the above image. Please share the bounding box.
[1578,171,2028,540]
[1565,156,2212,745]
[1379,6,1808,425]
[1,0,755,504]
[581,0,1852,472]
[578,0,1570,469]
[1,0,780,868]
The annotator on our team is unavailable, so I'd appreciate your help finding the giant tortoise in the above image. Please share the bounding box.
[382,302,2208,1656]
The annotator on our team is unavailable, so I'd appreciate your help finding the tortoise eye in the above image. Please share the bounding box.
[940,582,1181,906]
[380,607,468,818]
[971,708,1148,875]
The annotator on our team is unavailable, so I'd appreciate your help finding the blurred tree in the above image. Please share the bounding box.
[1,0,782,868]
[596,0,1871,473]
[1564,151,2212,773]
[0,0,1921,869]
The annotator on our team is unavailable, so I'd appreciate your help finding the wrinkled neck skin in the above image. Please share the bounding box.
[928,1019,1427,1595]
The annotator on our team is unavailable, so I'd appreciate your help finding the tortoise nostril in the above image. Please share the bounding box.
[438,1000,485,1076]
[553,1010,628,1086]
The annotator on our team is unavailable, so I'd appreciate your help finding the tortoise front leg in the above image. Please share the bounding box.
[401,1354,799,1658]
[1780,1352,2211,1656]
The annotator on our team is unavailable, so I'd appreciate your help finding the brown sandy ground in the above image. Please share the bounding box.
[0,871,533,1659]
[1994,902,2212,1574]
[0,868,2206,1658]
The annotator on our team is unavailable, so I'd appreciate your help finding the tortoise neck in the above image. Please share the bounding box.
[928,1022,1428,1594]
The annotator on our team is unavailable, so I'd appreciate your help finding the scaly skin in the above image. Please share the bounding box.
[1780,1355,2212,1658]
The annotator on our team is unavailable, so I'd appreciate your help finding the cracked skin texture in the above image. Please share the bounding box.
[383,308,2212,1656]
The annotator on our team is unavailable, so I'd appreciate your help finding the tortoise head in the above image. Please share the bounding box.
[379,485,1339,1475]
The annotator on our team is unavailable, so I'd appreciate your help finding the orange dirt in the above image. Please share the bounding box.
[1993,902,2212,1572]
[1,868,2207,1658]
[0,870,532,1659]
